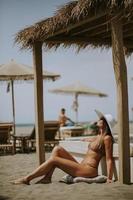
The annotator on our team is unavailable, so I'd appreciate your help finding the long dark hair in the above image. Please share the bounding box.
[100,117,114,143]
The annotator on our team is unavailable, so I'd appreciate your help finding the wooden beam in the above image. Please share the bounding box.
[46,36,111,45]
[104,32,133,41]
[85,25,110,37]
[124,31,133,38]
[33,41,45,165]
[123,21,133,31]
[111,18,130,184]
[88,20,133,38]
[102,21,133,39]
[46,36,133,49]
[124,39,133,48]
[44,13,106,40]
[71,16,107,36]
[43,12,127,42]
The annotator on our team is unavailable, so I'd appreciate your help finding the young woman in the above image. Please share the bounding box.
[13,110,115,185]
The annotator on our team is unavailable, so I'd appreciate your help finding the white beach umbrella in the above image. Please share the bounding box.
[0,59,60,134]
[49,81,108,123]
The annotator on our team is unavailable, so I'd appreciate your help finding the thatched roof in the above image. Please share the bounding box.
[0,59,60,81]
[15,0,133,54]
[49,81,107,97]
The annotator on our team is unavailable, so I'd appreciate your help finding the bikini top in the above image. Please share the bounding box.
[89,134,105,156]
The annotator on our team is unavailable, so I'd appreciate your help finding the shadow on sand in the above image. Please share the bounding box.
[0,195,11,200]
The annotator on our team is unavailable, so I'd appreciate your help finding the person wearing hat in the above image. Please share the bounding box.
[12,110,115,185]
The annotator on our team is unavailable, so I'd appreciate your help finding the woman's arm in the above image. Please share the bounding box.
[104,135,114,183]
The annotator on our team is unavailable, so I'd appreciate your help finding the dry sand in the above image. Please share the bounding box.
[0,152,133,200]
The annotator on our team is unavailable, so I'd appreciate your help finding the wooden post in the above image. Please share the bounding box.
[111,18,130,184]
[33,41,45,164]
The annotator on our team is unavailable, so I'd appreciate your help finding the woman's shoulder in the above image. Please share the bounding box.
[103,135,113,143]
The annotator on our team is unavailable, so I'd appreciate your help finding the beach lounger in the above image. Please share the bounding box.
[60,126,85,139]
[0,123,15,155]
[43,121,60,150]
[13,126,35,153]
[29,121,60,151]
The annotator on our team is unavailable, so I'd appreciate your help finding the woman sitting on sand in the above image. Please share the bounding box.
[13,110,115,185]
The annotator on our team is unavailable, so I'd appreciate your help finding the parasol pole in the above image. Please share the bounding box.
[75,93,78,124]
[11,80,16,135]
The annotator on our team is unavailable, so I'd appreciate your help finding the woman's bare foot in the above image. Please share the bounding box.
[35,177,52,184]
[11,177,30,185]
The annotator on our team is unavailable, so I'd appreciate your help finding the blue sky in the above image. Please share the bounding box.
[0,0,133,124]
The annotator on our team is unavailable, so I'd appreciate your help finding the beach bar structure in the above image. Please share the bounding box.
[15,0,133,184]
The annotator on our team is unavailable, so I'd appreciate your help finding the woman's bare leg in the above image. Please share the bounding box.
[13,154,97,185]
[52,156,97,178]
[13,157,56,185]
[36,146,78,183]
[13,146,78,184]
[51,146,78,162]
[29,156,96,181]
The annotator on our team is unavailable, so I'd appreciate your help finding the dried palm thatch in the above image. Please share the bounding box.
[0,59,60,82]
[15,0,133,54]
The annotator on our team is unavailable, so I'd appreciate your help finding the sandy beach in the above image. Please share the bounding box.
[0,152,133,200]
